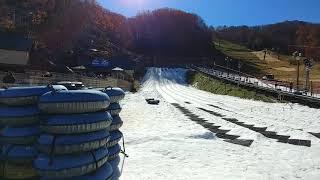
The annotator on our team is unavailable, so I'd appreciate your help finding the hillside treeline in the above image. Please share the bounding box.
[215,21,320,55]
[0,0,214,60]
[129,8,213,56]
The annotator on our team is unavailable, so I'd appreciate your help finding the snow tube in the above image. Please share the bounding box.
[2,161,38,179]
[107,130,123,148]
[0,106,39,126]
[108,156,121,180]
[1,145,37,164]
[0,85,67,106]
[37,130,110,155]
[34,147,109,178]
[41,162,113,180]
[0,126,40,145]
[39,90,110,114]
[108,144,121,162]
[108,115,123,131]
[40,112,112,134]
[101,87,125,103]
[107,102,122,116]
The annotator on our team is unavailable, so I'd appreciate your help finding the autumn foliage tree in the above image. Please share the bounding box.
[1,1,215,67]
[129,8,213,56]
[215,21,320,54]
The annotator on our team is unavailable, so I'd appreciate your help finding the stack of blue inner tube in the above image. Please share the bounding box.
[102,87,125,178]
[35,89,115,180]
[0,85,67,179]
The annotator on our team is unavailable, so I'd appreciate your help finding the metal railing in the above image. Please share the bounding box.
[0,71,118,88]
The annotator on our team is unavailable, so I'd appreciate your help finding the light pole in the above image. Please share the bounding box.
[238,61,242,77]
[225,57,232,77]
[303,58,313,92]
[292,51,302,91]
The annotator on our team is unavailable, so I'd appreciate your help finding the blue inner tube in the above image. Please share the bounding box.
[39,90,111,114]
[34,147,108,172]
[109,130,123,142]
[107,130,123,148]
[41,162,113,180]
[107,103,122,116]
[0,85,67,98]
[102,87,125,103]
[39,90,110,103]
[0,106,39,117]
[42,112,112,126]
[107,103,121,111]
[109,115,123,131]
[40,112,112,134]
[108,144,121,161]
[1,126,40,137]
[0,106,39,126]
[37,130,110,154]
[0,126,40,145]
[111,115,123,125]
[1,144,37,162]
[38,130,110,146]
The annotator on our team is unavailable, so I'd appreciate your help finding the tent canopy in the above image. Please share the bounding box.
[112,67,124,71]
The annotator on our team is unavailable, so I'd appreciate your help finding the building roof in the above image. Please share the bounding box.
[0,34,32,51]
[112,67,124,71]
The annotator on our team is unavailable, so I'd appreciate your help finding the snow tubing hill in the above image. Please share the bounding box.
[107,102,122,116]
[108,115,123,131]
[101,87,125,103]
[107,130,123,148]
[0,85,67,106]
[108,144,121,161]
[1,145,37,163]
[37,130,110,155]
[41,162,113,180]
[34,147,109,178]
[38,90,110,114]
[0,126,40,145]
[40,112,112,134]
[0,106,39,126]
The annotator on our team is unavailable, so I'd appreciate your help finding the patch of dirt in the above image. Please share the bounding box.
[273,67,296,72]
[252,51,280,62]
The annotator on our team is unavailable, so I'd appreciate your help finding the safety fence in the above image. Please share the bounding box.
[0,71,125,89]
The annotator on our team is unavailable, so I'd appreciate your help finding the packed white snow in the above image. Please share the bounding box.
[118,67,320,180]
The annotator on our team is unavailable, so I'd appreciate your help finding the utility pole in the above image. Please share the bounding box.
[225,57,232,77]
[238,61,242,87]
[304,58,313,92]
[238,61,242,76]
[297,60,300,90]
[292,52,302,91]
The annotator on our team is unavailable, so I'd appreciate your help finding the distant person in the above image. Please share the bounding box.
[275,82,278,89]
[3,72,15,84]
[289,82,293,92]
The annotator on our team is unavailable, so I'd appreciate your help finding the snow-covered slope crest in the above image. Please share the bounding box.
[119,68,320,180]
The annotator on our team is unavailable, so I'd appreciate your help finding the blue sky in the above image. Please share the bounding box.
[97,0,320,26]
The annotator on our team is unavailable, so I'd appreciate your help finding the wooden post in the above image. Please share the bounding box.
[311,81,313,96]
[296,60,300,91]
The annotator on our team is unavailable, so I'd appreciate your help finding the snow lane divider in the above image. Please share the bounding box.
[197,108,224,117]
[221,117,311,147]
[207,104,231,112]
[171,103,253,147]
[309,132,320,139]
[196,108,312,147]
